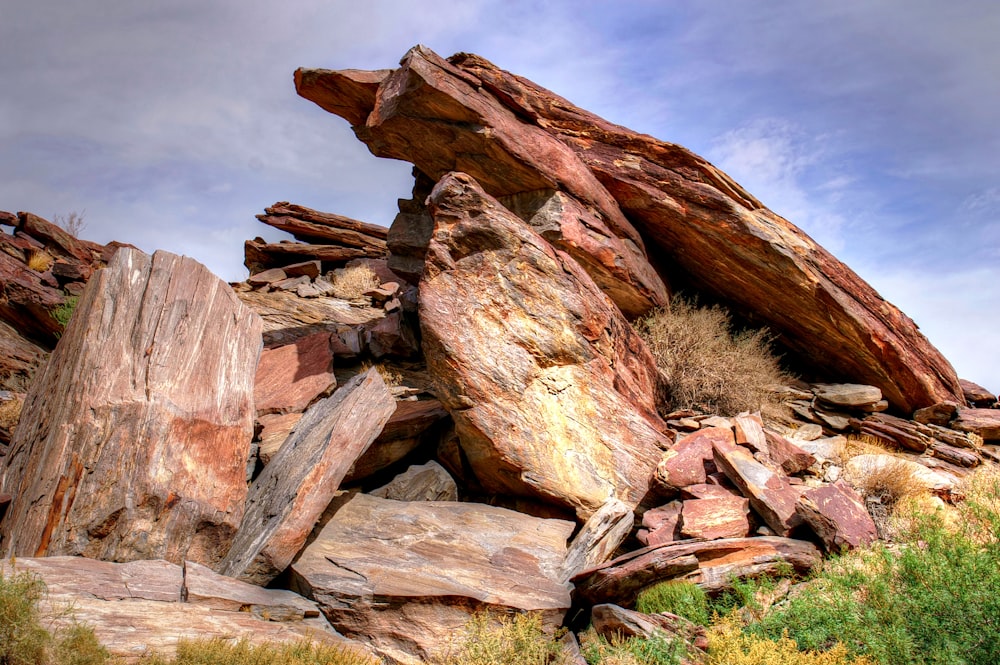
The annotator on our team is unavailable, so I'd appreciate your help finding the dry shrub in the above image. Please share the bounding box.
[0,395,23,433]
[635,297,790,416]
[842,434,900,460]
[136,637,378,665]
[845,456,927,539]
[26,249,54,273]
[432,611,562,665]
[358,361,403,388]
[707,615,873,665]
[330,264,380,301]
[53,211,86,238]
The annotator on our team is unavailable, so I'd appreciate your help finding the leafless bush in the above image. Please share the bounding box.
[635,296,790,416]
[330,264,380,301]
[53,211,86,238]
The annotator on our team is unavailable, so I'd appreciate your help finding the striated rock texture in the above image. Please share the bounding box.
[418,172,671,518]
[296,45,963,412]
[0,249,262,565]
[291,492,573,664]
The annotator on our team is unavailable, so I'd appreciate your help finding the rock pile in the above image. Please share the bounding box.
[0,46,998,663]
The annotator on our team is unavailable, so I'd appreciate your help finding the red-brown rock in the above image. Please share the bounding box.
[256,202,388,251]
[713,443,804,536]
[253,332,336,415]
[0,249,262,565]
[795,481,877,552]
[680,496,750,540]
[763,430,817,475]
[418,172,670,518]
[344,398,449,483]
[960,379,997,408]
[636,502,682,547]
[655,427,734,492]
[951,409,1000,441]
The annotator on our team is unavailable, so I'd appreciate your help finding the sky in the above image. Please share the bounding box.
[1,0,998,393]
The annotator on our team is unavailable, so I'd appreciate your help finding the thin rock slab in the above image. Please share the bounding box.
[217,369,395,586]
[254,332,336,415]
[418,172,671,518]
[560,498,633,583]
[680,496,750,541]
[951,408,1000,441]
[572,537,821,607]
[655,427,733,492]
[0,249,261,565]
[795,481,877,553]
[713,443,804,536]
[590,604,708,652]
[290,492,574,664]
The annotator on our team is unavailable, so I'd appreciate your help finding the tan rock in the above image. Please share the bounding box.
[952,408,1000,441]
[960,379,997,408]
[418,172,670,518]
[290,492,573,663]
[913,401,960,426]
[680,496,750,540]
[590,604,707,652]
[656,427,734,492]
[217,369,395,585]
[561,498,634,582]
[256,412,303,466]
[0,249,261,565]
[369,461,458,502]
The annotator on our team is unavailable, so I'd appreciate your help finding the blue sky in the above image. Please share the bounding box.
[2,0,997,393]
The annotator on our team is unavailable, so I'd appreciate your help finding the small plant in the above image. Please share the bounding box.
[53,211,86,238]
[26,249,54,273]
[433,610,562,665]
[843,455,926,538]
[330,264,380,301]
[52,296,80,331]
[635,581,710,626]
[579,629,686,665]
[635,296,790,416]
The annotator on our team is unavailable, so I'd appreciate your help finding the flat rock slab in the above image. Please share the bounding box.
[254,332,336,415]
[290,492,574,663]
[590,604,707,651]
[713,443,803,536]
[637,502,682,547]
[218,369,395,585]
[812,383,883,409]
[795,481,877,552]
[1,249,262,565]
[680,496,750,541]
[951,409,1000,441]
[656,427,733,492]
[572,536,820,607]
[419,173,670,518]
[3,557,343,662]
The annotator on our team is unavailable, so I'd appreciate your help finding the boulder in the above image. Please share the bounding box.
[369,460,458,502]
[951,409,1000,441]
[812,383,884,410]
[0,249,261,565]
[795,481,878,552]
[960,379,997,408]
[913,401,960,426]
[713,443,804,536]
[254,332,336,415]
[418,172,670,518]
[680,496,750,541]
[217,369,395,586]
[3,556,346,661]
[290,492,574,664]
[572,536,821,607]
[655,427,733,492]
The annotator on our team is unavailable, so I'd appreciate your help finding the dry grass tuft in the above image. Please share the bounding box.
[845,455,927,539]
[635,297,791,417]
[0,395,23,433]
[330,265,380,301]
[432,611,562,665]
[26,249,54,273]
[136,637,379,665]
[358,361,403,388]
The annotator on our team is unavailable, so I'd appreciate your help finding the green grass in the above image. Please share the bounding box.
[52,295,80,331]
[635,581,710,626]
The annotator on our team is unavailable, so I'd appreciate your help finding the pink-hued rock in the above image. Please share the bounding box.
[418,173,670,518]
[763,430,817,475]
[680,496,750,541]
[344,398,449,483]
[637,502,683,547]
[713,443,803,536]
[655,427,734,492]
[733,414,766,452]
[0,249,262,565]
[951,409,1000,441]
[217,369,395,585]
[960,379,996,408]
[796,481,877,552]
[254,332,336,415]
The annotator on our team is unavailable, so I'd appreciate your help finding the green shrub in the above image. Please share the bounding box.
[53,296,80,331]
[635,297,789,416]
[433,610,562,665]
[635,581,709,626]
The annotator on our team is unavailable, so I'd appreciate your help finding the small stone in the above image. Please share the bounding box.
[790,423,824,441]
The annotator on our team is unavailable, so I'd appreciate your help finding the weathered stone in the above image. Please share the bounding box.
[913,401,960,426]
[257,202,388,252]
[813,409,852,431]
[247,267,287,286]
[236,287,384,347]
[365,311,420,358]
[951,409,1000,441]
[0,249,67,345]
[572,537,821,606]
[0,320,46,392]
[856,413,932,453]
[345,398,449,483]
[733,414,767,452]
[680,483,743,500]
[960,379,997,408]
[370,461,458,502]
[294,67,391,127]
[561,498,633,582]
[418,173,670,518]
[790,423,824,441]
[254,332,336,416]
[3,556,345,661]
[656,427,733,492]
[795,481,877,552]
[713,444,804,536]
[0,249,261,565]
[812,383,883,409]
[590,604,708,652]
[290,492,573,664]
[17,212,103,264]
[217,369,395,585]
[244,238,377,275]
[256,412,302,466]
[282,260,323,279]
[681,496,750,540]
[763,430,817,475]
[637,502,683,547]
[272,275,311,291]
[794,436,847,463]
[929,441,980,468]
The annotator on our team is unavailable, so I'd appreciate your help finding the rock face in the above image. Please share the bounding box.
[418,172,671,518]
[218,369,395,585]
[290,492,574,664]
[0,249,262,565]
[296,45,964,412]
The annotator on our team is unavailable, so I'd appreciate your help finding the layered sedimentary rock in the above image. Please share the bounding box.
[0,249,262,565]
[296,45,963,412]
[418,173,671,518]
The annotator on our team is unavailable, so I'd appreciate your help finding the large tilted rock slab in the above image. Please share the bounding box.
[296,45,963,412]
[291,492,574,664]
[296,47,668,318]
[0,249,262,565]
[3,557,349,661]
[257,202,388,251]
[418,172,671,518]
[572,537,821,607]
[218,369,395,585]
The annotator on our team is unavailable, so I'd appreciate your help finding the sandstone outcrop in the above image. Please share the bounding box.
[290,492,574,664]
[296,46,963,412]
[0,248,262,565]
[419,172,671,518]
